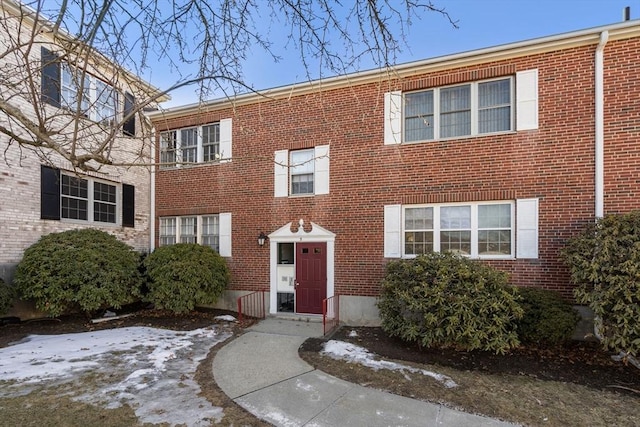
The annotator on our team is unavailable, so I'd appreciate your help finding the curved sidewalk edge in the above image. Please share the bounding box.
[213,318,519,427]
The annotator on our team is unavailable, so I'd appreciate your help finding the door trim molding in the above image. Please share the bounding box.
[268,220,335,315]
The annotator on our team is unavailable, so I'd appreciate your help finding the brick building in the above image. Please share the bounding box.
[0,0,166,311]
[150,20,639,325]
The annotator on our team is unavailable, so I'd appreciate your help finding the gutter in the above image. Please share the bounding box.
[150,127,156,252]
[595,31,609,219]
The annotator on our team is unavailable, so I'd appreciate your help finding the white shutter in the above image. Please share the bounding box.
[516,198,539,259]
[314,145,330,195]
[384,91,402,145]
[516,69,539,131]
[384,204,402,258]
[219,212,232,257]
[219,118,233,161]
[274,149,288,197]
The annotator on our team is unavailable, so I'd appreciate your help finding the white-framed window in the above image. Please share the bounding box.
[401,202,514,258]
[158,213,231,256]
[201,215,220,251]
[159,217,177,246]
[60,174,118,224]
[159,119,231,169]
[274,145,330,197]
[290,149,315,195]
[60,63,119,125]
[202,124,220,162]
[403,77,513,143]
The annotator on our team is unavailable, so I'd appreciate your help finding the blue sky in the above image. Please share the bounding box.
[164,0,636,107]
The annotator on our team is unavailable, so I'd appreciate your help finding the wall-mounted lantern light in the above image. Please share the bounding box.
[258,232,268,247]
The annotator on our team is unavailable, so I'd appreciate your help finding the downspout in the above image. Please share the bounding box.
[595,30,609,219]
[149,127,156,252]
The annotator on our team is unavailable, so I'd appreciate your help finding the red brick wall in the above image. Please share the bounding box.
[154,37,640,301]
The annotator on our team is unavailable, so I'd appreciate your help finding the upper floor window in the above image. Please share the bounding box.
[404,77,513,143]
[41,47,135,135]
[40,165,134,227]
[159,120,231,169]
[274,145,330,198]
[290,149,315,195]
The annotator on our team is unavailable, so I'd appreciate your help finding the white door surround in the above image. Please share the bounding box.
[268,219,335,315]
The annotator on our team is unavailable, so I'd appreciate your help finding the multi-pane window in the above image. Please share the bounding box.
[93,182,117,223]
[160,122,224,168]
[180,216,197,243]
[180,128,198,164]
[404,207,433,255]
[290,149,314,195]
[403,202,513,258]
[160,131,177,166]
[201,215,220,251]
[202,124,220,162]
[404,77,512,142]
[478,204,512,255]
[61,63,90,113]
[60,174,117,224]
[95,79,118,126]
[159,215,220,251]
[159,217,177,246]
[61,175,88,220]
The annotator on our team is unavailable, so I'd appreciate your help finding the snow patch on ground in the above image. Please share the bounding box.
[321,340,458,388]
[215,315,237,322]
[0,325,232,426]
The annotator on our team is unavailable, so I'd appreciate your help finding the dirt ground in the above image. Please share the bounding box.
[2,309,639,427]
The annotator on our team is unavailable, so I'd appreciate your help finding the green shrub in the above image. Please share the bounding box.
[0,277,15,315]
[144,244,230,313]
[14,229,143,317]
[377,252,523,354]
[516,287,580,346]
[561,211,640,358]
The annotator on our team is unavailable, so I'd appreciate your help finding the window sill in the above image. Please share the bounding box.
[401,130,516,145]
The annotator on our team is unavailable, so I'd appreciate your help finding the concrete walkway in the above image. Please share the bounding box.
[213,317,518,427]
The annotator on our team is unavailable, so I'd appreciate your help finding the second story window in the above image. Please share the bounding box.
[404,77,513,142]
[290,149,315,195]
[159,120,231,169]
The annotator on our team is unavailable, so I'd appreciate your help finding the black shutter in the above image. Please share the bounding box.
[123,92,135,136]
[41,48,60,107]
[122,184,135,227]
[41,165,60,220]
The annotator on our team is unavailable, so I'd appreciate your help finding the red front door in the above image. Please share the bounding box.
[295,242,327,314]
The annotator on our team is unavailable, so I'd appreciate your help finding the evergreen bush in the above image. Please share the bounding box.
[516,287,579,346]
[144,243,229,313]
[14,229,143,317]
[377,252,523,354]
[561,211,640,358]
[0,277,15,315]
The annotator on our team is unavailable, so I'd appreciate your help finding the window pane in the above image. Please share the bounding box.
[290,150,314,174]
[440,85,471,138]
[180,216,197,243]
[95,79,117,125]
[62,197,88,220]
[180,128,198,164]
[440,231,471,255]
[478,230,511,255]
[94,201,116,223]
[440,206,471,229]
[93,182,117,223]
[405,207,433,230]
[291,173,314,195]
[160,131,177,166]
[202,124,220,162]
[478,204,511,228]
[405,231,434,255]
[479,79,511,133]
[202,215,220,251]
[159,218,177,246]
[62,175,88,198]
[404,91,434,142]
